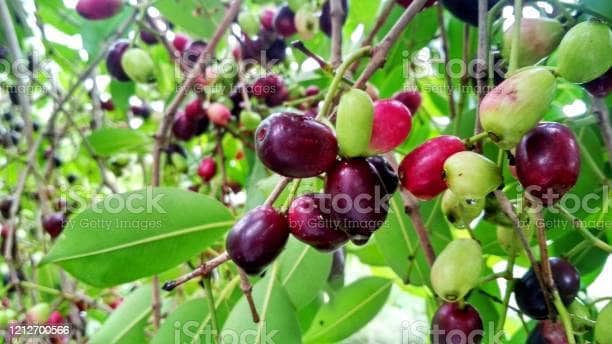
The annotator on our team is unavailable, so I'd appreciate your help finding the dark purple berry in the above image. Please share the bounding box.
[431,302,483,344]
[106,40,130,81]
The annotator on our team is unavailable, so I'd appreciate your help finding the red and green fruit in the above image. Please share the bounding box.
[515,123,580,206]
[255,112,338,178]
[443,151,501,199]
[556,20,612,83]
[398,135,465,200]
[431,302,483,344]
[336,89,374,157]
[260,8,276,31]
[26,302,51,323]
[595,302,612,344]
[479,67,556,149]
[226,205,289,274]
[197,157,217,182]
[431,238,483,301]
[121,48,155,83]
[76,0,122,20]
[527,320,569,344]
[502,18,564,68]
[287,193,348,252]
[393,90,421,114]
[367,100,412,155]
[441,190,484,229]
[207,103,231,126]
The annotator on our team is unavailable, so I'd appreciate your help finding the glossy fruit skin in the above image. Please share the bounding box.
[76,0,122,20]
[42,212,66,239]
[480,67,556,149]
[399,135,465,200]
[557,20,612,83]
[226,206,289,275]
[440,0,499,26]
[366,156,399,195]
[396,0,437,9]
[515,258,580,319]
[393,90,422,114]
[140,30,158,45]
[584,68,612,98]
[527,320,569,344]
[288,194,349,252]
[198,157,217,182]
[255,113,338,178]
[121,48,155,83]
[324,159,390,238]
[431,239,482,302]
[515,123,580,206]
[444,151,502,199]
[172,112,195,141]
[502,18,564,68]
[274,6,297,37]
[441,190,484,229]
[320,0,348,37]
[336,89,374,158]
[172,34,190,53]
[295,6,319,40]
[184,99,205,120]
[260,8,276,31]
[106,40,130,81]
[431,302,483,344]
[595,302,612,344]
[368,99,412,155]
[207,103,231,126]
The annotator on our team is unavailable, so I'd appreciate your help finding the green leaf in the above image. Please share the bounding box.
[278,238,333,309]
[41,188,234,287]
[110,80,135,113]
[582,0,612,21]
[155,0,226,38]
[221,264,302,344]
[151,298,210,344]
[304,277,392,343]
[81,7,133,58]
[87,127,151,157]
[89,285,152,344]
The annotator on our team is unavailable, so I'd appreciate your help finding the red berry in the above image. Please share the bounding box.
[172,111,196,141]
[252,74,285,99]
[367,99,412,154]
[198,157,217,182]
[260,8,276,31]
[76,0,122,20]
[207,103,231,126]
[47,311,64,326]
[226,205,289,274]
[324,158,389,239]
[431,302,483,344]
[109,297,123,309]
[172,34,190,53]
[527,320,569,344]
[274,5,297,37]
[184,99,206,120]
[516,123,580,206]
[398,136,465,200]
[305,85,320,96]
[393,90,422,114]
[255,113,338,178]
[42,213,66,239]
[288,194,349,252]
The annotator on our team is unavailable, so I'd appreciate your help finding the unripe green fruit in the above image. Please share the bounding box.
[170,152,187,172]
[238,11,260,37]
[502,18,564,68]
[496,225,533,256]
[443,151,502,199]
[336,89,374,158]
[431,238,483,302]
[595,302,612,343]
[240,110,261,130]
[121,48,155,83]
[441,190,484,229]
[26,303,51,323]
[0,311,8,327]
[568,300,591,332]
[557,20,612,83]
[480,67,556,149]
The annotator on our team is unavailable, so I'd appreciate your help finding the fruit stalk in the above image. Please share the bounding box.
[203,276,220,344]
[354,0,431,89]
[330,0,344,68]
[530,204,557,319]
[349,0,395,73]
[473,0,489,149]
[162,252,231,291]
[507,0,523,74]
[495,255,515,336]
[553,290,577,344]
[215,128,229,206]
[239,268,260,323]
[20,281,112,313]
[290,41,354,86]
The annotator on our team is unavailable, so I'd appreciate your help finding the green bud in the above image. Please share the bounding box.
[444,151,502,199]
[502,18,564,68]
[441,190,484,229]
[336,89,374,158]
[557,20,612,83]
[431,238,483,302]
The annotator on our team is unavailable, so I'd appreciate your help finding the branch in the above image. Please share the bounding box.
[330,0,344,68]
[349,0,395,73]
[239,268,260,323]
[556,205,612,254]
[151,0,242,186]
[162,252,230,291]
[354,0,430,89]
[473,0,489,149]
[436,5,457,119]
[507,0,523,74]
[592,96,612,172]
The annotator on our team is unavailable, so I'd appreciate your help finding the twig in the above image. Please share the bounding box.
[290,41,355,86]
[264,177,292,206]
[330,0,344,68]
[20,281,112,313]
[354,0,430,89]
[239,268,260,323]
[216,128,229,204]
[436,5,457,119]
[349,0,395,73]
[161,252,230,291]
[556,205,612,254]
[507,0,523,74]
[151,0,242,187]
[592,96,612,172]
[474,0,489,150]
[530,202,556,319]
